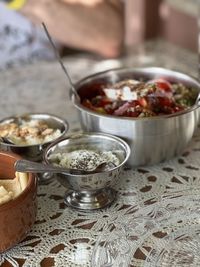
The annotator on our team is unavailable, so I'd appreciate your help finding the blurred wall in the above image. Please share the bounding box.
[125,0,198,52]
[125,0,162,46]
[159,0,198,52]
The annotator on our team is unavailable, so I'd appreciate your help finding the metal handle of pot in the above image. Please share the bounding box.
[69,86,80,103]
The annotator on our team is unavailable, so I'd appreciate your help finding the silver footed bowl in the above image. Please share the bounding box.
[44,132,130,210]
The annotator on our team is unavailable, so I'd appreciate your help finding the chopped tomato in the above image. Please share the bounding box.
[157,96,173,107]
[150,78,172,92]
[138,97,148,107]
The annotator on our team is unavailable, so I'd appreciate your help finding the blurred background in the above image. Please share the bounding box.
[0,0,199,70]
[125,0,198,52]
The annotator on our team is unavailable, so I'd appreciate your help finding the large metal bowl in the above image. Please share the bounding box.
[71,67,200,167]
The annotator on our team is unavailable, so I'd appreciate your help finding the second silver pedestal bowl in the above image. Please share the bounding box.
[44,132,130,210]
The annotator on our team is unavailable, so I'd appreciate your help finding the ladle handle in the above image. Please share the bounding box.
[15,159,82,175]
[42,22,79,100]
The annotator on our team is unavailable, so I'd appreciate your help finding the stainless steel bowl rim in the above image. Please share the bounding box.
[72,67,200,121]
[0,113,69,148]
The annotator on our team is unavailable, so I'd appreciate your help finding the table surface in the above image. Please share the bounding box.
[0,39,200,267]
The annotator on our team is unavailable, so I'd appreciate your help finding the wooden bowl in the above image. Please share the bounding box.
[0,151,37,252]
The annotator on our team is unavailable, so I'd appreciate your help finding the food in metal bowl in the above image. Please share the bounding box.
[0,113,68,162]
[49,148,122,171]
[0,118,62,146]
[72,67,200,167]
[81,78,198,118]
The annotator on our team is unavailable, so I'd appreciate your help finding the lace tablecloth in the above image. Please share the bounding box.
[0,40,200,267]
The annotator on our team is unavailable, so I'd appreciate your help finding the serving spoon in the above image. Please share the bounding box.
[15,159,116,175]
[0,136,15,145]
[42,22,80,101]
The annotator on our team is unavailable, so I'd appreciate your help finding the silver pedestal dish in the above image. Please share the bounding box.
[44,132,130,210]
[72,67,200,167]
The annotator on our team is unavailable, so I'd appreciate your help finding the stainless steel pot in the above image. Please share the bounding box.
[71,67,200,167]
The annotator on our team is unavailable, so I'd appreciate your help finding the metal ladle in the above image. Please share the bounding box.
[0,136,15,145]
[15,159,116,175]
[42,22,80,101]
